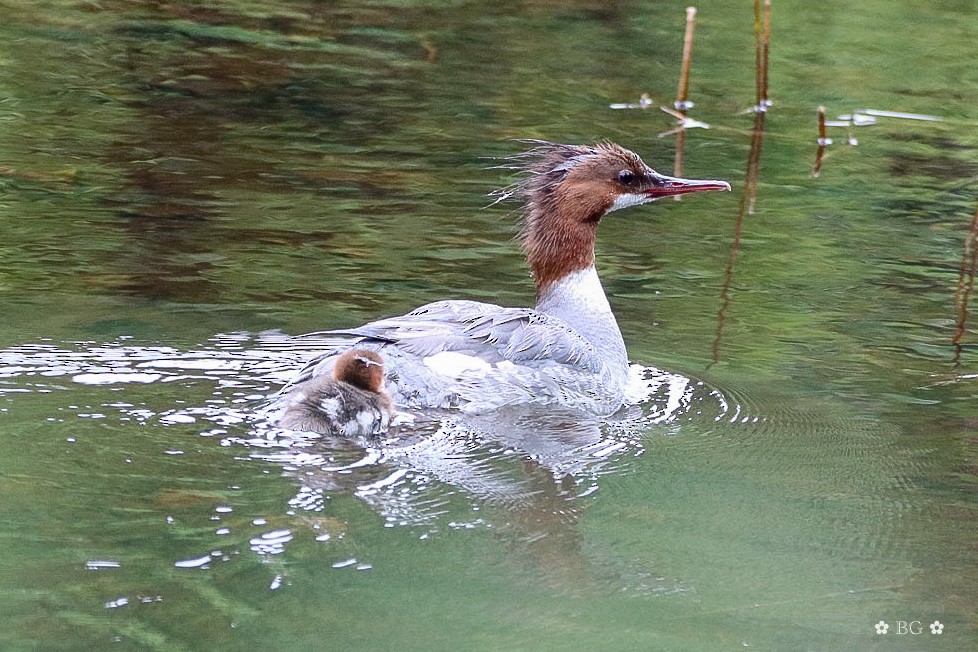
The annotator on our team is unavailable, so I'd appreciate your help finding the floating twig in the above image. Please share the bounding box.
[820,105,945,150]
[836,113,877,127]
[658,106,711,137]
[609,93,654,110]
[824,114,859,145]
[856,108,942,122]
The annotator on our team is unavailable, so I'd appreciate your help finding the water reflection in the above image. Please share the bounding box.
[711,107,767,366]
[952,202,978,365]
[238,338,734,534]
[0,332,737,581]
[711,0,770,366]
[88,1,433,304]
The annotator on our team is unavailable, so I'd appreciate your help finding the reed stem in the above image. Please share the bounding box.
[673,7,697,194]
[813,105,827,177]
[676,7,697,111]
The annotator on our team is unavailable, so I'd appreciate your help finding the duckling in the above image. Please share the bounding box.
[278,348,393,436]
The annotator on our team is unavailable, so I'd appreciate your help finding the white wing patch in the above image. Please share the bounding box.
[423,351,492,377]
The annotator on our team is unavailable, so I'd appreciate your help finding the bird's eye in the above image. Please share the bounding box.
[617,170,635,185]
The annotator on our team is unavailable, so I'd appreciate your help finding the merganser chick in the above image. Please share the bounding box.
[278,349,394,435]
[286,141,730,416]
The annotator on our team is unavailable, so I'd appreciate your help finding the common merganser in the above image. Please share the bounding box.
[285,141,730,416]
[277,349,394,435]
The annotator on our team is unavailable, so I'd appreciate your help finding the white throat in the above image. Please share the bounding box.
[608,192,651,214]
[536,266,613,317]
[535,265,629,386]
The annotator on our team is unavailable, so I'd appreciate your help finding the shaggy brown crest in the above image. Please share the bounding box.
[493,141,658,295]
[490,140,729,296]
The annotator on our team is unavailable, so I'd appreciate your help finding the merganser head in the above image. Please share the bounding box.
[331,348,386,393]
[495,140,730,295]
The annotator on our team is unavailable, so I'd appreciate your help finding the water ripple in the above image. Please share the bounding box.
[0,332,746,540]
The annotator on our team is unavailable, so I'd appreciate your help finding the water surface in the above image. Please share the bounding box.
[1,1,977,650]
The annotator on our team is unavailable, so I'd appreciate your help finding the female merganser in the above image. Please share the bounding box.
[278,349,394,435]
[285,141,730,416]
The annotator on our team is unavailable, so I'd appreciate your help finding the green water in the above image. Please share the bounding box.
[2,1,977,650]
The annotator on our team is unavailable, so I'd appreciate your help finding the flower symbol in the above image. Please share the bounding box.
[930,621,944,635]
[874,621,889,635]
